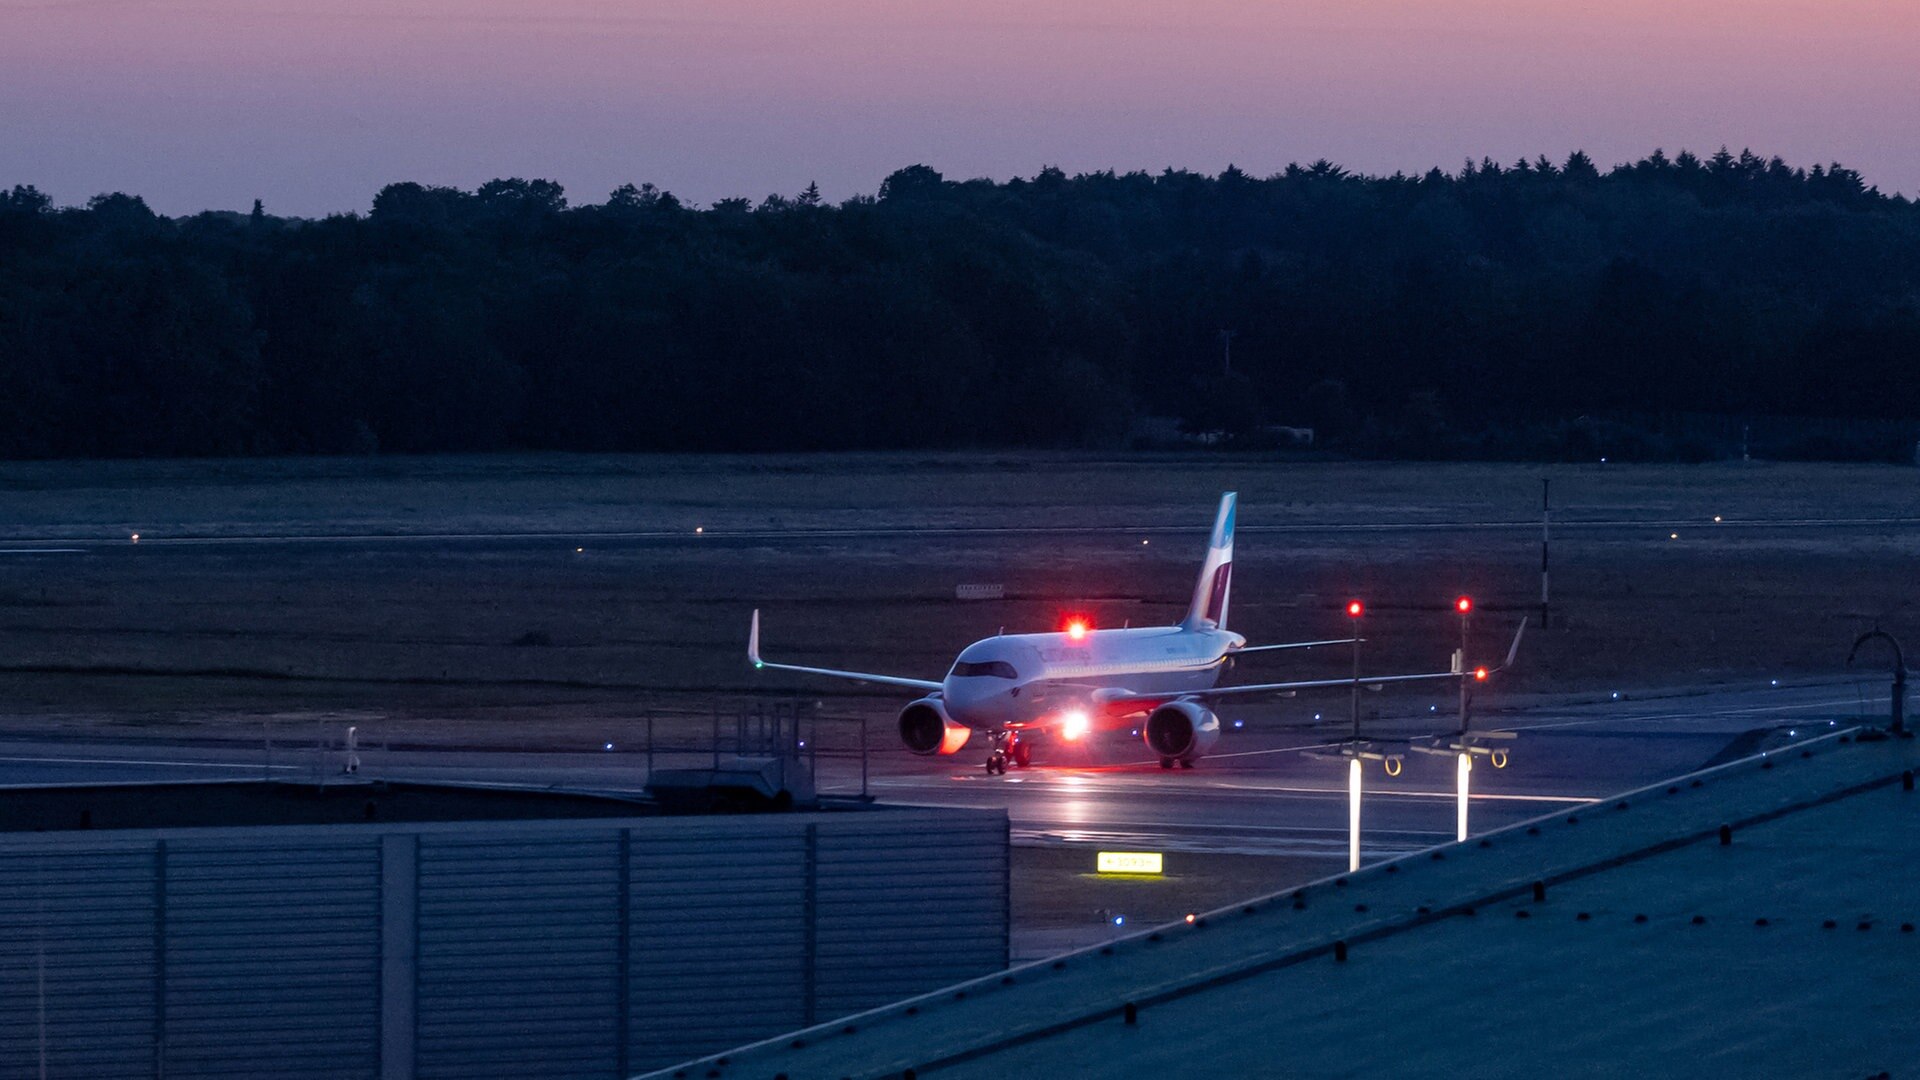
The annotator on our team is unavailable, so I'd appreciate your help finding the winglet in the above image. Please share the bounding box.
[1500,617,1528,671]
[748,609,764,668]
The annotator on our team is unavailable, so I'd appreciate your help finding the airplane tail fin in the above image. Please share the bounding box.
[1182,492,1236,631]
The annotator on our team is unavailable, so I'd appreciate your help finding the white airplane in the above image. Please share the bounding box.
[748,492,1522,773]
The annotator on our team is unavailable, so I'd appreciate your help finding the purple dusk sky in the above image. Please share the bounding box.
[4,0,1918,216]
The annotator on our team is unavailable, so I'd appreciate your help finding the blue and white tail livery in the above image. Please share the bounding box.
[747,492,1523,772]
[1181,491,1235,631]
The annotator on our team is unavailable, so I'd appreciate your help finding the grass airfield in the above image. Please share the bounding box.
[1,452,1915,730]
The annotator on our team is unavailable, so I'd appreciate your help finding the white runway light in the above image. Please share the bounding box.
[1456,752,1472,843]
[1348,757,1362,872]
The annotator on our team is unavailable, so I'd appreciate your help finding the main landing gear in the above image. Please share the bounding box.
[985,730,1032,774]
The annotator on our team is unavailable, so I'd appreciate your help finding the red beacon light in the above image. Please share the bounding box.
[1456,596,1472,614]
[1474,667,1489,681]
[1066,618,1090,641]
[1346,600,1364,618]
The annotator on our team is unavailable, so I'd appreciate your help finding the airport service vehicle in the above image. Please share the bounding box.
[749,493,1519,772]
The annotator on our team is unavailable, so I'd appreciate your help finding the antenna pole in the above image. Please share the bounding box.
[1458,603,1470,733]
[1350,612,1362,741]
[1539,478,1552,630]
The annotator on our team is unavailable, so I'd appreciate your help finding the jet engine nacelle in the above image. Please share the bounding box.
[899,698,972,756]
[1143,700,1220,762]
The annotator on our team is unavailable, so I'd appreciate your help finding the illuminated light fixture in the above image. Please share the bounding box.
[1714,515,1723,523]
[695,526,704,534]
[1097,851,1163,874]
[1347,600,1364,618]
[1456,596,1472,614]
[1456,751,1471,842]
[130,533,140,543]
[1669,533,1679,540]
[575,547,584,553]
[1067,619,1089,641]
[1141,539,1150,546]
[1348,758,1363,872]
[1474,667,1489,681]
[1184,913,1197,924]
[1061,710,1091,741]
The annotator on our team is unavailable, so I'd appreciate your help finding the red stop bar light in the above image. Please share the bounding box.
[1347,600,1364,618]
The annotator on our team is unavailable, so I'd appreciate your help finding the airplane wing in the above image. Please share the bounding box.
[1230,637,1359,654]
[1110,619,1527,705]
[747,610,945,692]
[1103,670,1458,704]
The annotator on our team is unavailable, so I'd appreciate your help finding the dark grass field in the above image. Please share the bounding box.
[2,452,1917,736]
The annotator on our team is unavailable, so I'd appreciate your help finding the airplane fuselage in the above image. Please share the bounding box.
[937,624,1245,730]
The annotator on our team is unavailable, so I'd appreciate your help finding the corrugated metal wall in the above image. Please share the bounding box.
[415,834,624,1080]
[0,844,157,1080]
[0,808,1007,1079]
[627,829,808,1069]
[164,838,384,1077]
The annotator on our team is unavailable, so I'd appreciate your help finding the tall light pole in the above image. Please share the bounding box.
[1455,597,1473,842]
[1456,596,1472,729]
[1346,599,1365,871]
[1347,600,1364,740]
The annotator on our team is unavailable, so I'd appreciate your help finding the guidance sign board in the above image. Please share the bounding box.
[1096,851,1164,875]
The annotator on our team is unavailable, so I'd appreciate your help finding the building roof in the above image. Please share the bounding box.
[656,726,1920,1079]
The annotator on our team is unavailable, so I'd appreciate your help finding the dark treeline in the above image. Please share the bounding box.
[4,149,1920,460]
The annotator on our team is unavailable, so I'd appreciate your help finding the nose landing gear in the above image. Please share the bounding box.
[984,730,1032,774]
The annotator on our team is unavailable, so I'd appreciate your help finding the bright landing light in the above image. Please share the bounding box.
[1061,710,1091,741]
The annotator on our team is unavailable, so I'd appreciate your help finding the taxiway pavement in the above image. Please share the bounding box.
[0,680,1885,862]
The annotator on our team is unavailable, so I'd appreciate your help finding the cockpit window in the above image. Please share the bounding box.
[952,660,1019,679]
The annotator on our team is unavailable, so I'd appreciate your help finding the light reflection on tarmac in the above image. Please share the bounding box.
[0,681,1884,860]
